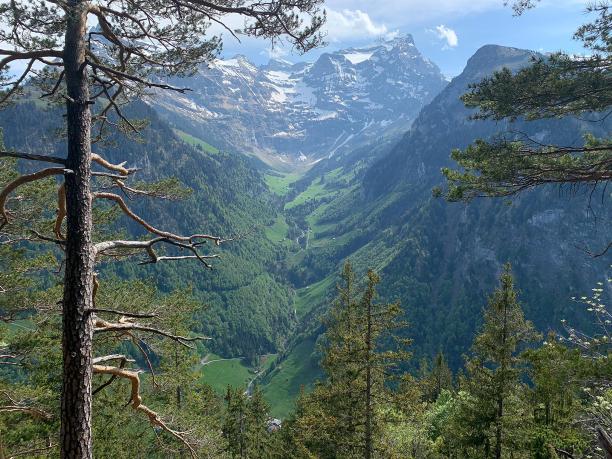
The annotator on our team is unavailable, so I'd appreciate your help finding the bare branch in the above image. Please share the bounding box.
[94,317,210,348]
[93,192,223,245]
[0,167,70,229]
[94,237,220,269]
[0,150,66,164]
[91,153,135,176]
[92,363,197,458]
[90,309,158,319]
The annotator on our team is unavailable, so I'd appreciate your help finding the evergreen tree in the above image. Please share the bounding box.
[420,352,454,402]
[223,385,275,458]
[292,262,410,458]
[522,334,587,457]
[440,3,612,204]
[453,264,539,458]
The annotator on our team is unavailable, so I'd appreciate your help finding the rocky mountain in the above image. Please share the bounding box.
[150,35,447,169]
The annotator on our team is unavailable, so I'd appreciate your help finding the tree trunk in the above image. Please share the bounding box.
[598,426,612,459]
[495,397,503,459]
[60,2,95,458]
[365,296,372,459]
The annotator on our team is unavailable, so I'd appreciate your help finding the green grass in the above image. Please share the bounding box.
[294,275,335,317]
[173,129,219,154]
[262,337,322,419]
[285,178,331,210]
[198,353,278,395]
[198,355,252,394]
[265,214,290,243]
[264,172,302,196]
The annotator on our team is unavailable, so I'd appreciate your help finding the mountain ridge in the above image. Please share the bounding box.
[149,35,447,169]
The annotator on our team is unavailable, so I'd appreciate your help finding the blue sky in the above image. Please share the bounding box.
[218,0,592,77]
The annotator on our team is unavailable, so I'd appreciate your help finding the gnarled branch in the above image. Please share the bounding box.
[94,317,210,348]
[93,193,223,245]
[94,237,220,268]
[0,167,70,229]
[92,362,197,458]
[92,153,135,176]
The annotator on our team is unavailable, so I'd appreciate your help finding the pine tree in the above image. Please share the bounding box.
[223,385,275,458]
[440,3,612,203]
[522,334,587,457]
[293,262,410,458]
[420,352,454,402]
[455,264,539,458]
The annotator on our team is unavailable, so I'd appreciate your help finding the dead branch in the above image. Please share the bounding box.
[93,192,223,244]
[54,183,66,240]
[91,153,135,176]
[90,309,157,319]
[92,363,197,458]
[0,150,65,164]
[91,357,132,396]
[93,354,134,365]
[0,168,70,229]
[94,237,220,268]
[93,317,210,348]
[107,179,178,200]
[92,354,134,396]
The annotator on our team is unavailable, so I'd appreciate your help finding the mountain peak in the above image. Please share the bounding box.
[263,58,294,71]
[383,33,415,48]
[463,45,537,78]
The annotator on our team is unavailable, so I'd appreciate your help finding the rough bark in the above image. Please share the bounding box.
[365,294,372,459]
[60,2,95,458]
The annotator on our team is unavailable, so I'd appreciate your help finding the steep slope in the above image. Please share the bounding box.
[262,45,612,415]
[150,35,447,168]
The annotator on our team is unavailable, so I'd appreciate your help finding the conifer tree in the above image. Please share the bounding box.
[455,264,539,458]
[522,334,587,457]
[420,352,454,402]
[440,3,612,208]
[223,385,274,458]
[293,262,410,458]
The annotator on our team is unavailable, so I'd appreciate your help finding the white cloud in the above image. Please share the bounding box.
[261,45,290,59]
[324,0,501,26]
[433,24,458,48]
[325,9,389,42]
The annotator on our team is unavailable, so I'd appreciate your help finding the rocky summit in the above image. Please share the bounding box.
[151,35,447,169]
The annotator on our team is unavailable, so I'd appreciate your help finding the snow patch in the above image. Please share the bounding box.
[343,51,374,65]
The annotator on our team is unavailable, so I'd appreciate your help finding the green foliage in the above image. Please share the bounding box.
[441,5,612,200]
[223,385,279,458]
[449,264,539,457]
[288,262,411,458]
[173,128,220,154]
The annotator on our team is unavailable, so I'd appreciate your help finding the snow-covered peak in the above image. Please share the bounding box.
[152,34,447,168]
[262,58,294,71]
